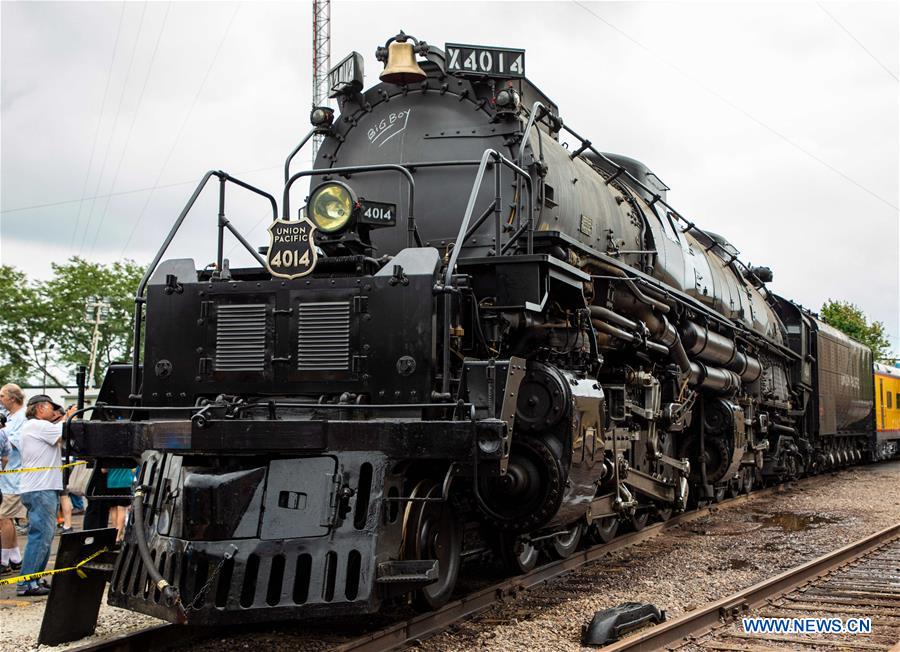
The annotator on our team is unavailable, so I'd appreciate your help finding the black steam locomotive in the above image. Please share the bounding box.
[67,33,878,629]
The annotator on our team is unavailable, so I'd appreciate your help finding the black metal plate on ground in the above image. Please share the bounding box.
[38,527,118,646]
[581,602,666,646]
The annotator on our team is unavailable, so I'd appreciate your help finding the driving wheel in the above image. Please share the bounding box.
[629,507,649,531]
[499,532,539,574]
[587,517,619,544]
[401,480,461,611]
[549,524,583,560]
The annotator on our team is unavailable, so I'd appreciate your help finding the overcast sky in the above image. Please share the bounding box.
[2,1,898,355]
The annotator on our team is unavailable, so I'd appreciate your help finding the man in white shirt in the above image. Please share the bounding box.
[17,394,74,596]
[0,383,27,576]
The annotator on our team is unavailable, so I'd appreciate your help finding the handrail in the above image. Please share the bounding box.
[443,149,533,286]
[236,401,474,420]
[518,101,549,165]
[284,128,318,184]
[551,118,760,279]
[441,148,534,395]
[285,159,496,246]
[215,173,277,270]
[521,103,750,282]
[284,163,422,247]
[514,102,553,231]
[129,170,277,398]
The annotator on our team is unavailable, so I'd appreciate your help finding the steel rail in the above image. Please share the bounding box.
[330,486,783,652]
[600,521,900,652]
[66,469,887,652]
[66,623,204,652]
[67,486,782,652]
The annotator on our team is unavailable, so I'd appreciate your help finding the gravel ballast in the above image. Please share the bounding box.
[418,462,900,651]
[1,462,897,651]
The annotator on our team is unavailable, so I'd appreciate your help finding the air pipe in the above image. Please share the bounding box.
[589,305,638,331]
[689,362,741,394]
[669,334,692,376]
[590,305,691,375]
[592,262,672,314]
[589,303,752,393]
[681,322,762,383]
[589,307,669,356]
[131,486,184,620]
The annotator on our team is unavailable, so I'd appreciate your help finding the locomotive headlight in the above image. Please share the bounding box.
[308,182,356,233]
[310,106,335,128]
[495,87,521,112]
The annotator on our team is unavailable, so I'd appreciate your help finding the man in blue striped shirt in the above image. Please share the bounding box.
[0,383,26,576]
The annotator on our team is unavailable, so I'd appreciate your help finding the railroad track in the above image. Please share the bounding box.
[70,470,900,652]
[69,485,783,652]
[602,521,900,651]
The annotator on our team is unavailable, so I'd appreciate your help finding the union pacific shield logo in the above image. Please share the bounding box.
[266,217,318,279]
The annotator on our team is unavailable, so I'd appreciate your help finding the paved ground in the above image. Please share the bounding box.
[0,513,86,603]
[0,510,160,651]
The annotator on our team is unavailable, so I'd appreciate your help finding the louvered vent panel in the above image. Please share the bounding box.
[215,304,267,372]
[298,301,350,371]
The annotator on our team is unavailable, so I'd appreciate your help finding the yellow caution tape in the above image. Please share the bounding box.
[0,460,87,475]
[0,546,108,585]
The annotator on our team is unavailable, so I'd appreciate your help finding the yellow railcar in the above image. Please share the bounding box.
[874,363,900,458]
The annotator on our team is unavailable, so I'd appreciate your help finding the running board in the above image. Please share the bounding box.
[375,559,439,586]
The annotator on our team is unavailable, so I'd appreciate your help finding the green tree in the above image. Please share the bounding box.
[41,257,145,387]
[820,299,892,362]
[0,258,144,387]
[0,265,61,386]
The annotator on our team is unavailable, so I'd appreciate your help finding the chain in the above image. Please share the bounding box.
[181,547,236,613]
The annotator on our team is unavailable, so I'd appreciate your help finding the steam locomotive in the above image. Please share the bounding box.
[66,33,883,630]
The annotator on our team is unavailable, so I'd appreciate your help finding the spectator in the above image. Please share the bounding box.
[0,384,26,576]
[82,466,111,531]
[59,494,73,533]
[0,422,11,575]
[16,394,75,596]
[59,426,86,532]
[70,493,85,514]
[105,466,136,542]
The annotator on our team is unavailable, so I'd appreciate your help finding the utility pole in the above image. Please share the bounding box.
[84,297,110,390]
[42,343,54,393]
[311,0,331,159]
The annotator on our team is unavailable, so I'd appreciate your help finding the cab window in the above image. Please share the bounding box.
[651,205,680,244]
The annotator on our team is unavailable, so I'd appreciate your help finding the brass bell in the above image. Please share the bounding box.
[380,41,426,85]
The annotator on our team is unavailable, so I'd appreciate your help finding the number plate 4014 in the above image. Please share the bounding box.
[445,43,525,79]
[358,200,397,227]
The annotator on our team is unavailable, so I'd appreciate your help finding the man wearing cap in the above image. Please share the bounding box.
[16,394,75,596]
[0,384,27,577]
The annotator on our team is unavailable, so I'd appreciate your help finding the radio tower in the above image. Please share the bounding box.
[311,0,331,158]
